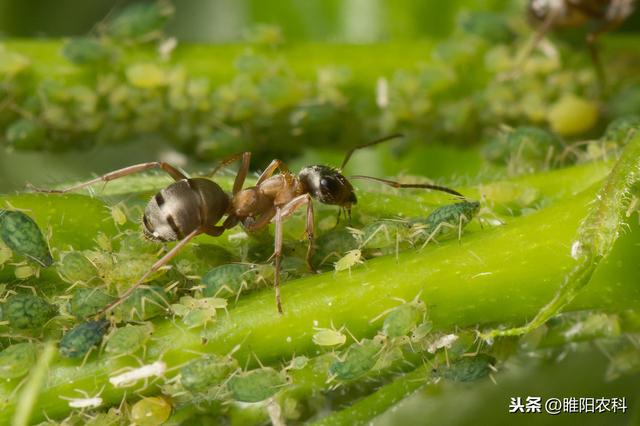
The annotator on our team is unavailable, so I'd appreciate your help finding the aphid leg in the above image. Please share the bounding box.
[257,159,289,185]
[279,194,316,273]
[350,175,464,198]
[95,228,202,317]
[27,162,187,194]
[419,222,456,250]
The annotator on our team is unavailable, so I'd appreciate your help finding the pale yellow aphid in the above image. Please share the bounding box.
[313,326,347,347]
[110,203,128,226]
[0,241,12,266]
[171,296,227,329]
[334,249,363,274]
[95,232,112,252]
[14,263,38,280]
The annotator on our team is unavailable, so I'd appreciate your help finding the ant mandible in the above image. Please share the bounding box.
[30,134,464,314]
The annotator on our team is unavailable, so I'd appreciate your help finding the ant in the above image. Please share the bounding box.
[524,0,634,84]
[29,134,464,314]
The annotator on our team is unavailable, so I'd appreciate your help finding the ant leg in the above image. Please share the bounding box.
[94,227,202,318]
[350,175,464,198]
[279,194,316,273]
[273,207,284,314]
[232,153,251,195]
[256,159,289,185]
[28,162,187,194]
[205,152,250,176]
[243,207,277,233]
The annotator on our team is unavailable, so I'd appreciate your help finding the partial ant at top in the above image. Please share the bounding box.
[29,134,464,314]
[524,0,635,84]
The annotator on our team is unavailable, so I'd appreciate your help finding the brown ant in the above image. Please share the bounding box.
[29,134,463,314]
[524,0,635,83]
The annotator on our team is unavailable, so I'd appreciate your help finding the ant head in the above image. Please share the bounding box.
[298,165,357,208]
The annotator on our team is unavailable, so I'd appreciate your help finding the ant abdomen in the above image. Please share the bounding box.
[142,178,229,242]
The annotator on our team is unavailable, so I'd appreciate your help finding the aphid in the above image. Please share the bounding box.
[180,354,239,392]
[0,342,37,379]
[379,297,426,338]
[334,249,363,274]
[286,356,309,371]
[61,37,111,66]
[130,396,172,426]
[0,240,12,266]
[0,210,53,267]
[201,263,268,298]
[171,296,226,329]
[110,203,129,226]
[526,0,635,82]
[328,336,386,381]
[412,200,481,248]
[358,219,411,254]
[436,354,496,382]
[30,134,464,314]
[104,322,154,357]
[2,294,57,329]
[69,288,115,320]
[58,251,99,285]
[59,319,110,359]
[109,360,166,388]
[227,367,288,403]
[13,263,39,280]
[312,325,347,347]
[114,286,169,322]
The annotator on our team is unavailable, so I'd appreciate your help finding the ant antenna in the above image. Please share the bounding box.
[340,133,404,171]
[349,175,465,198]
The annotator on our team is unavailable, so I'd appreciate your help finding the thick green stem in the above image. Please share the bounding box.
[1,165,639,422]
[482,134,640,339]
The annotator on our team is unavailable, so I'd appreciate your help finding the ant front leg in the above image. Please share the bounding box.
[269,194,315,314]
[28,162,188,194]
[94,227,202,318]
[279,194,316,273]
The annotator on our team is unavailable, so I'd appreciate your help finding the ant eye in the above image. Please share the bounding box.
[320,177,340,193]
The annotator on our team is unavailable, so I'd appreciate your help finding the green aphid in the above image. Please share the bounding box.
[0,342,37,379]
[107,1,174,42]
[228,367,288,403]
[201,263,265,298]
[115,286,169,322]
[602,115,640,146]
[61,37,111,65]
[382,299,426,338]
[106,253,164,287]
[2,294,57,329]
[58,251,99,285]
[69,288,115,320]
[329,337,386,381]
[0,210,53,267]
[105,323,154,357]
[117,231,160,255]
[360,220,411,251]
[180,355,239,392]
[506,126,562,174]
[413,200,480,244]
[5,119,46,151]
[59,319,110,359]
[410,321,434,343]
[437,354,496,382]
[313,227,358,266]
